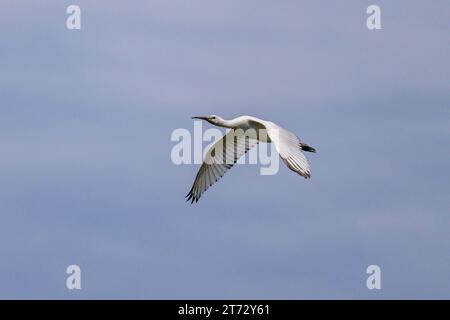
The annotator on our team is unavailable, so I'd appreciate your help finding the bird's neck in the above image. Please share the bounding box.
[216,117,244,128]
[216,120,233,128]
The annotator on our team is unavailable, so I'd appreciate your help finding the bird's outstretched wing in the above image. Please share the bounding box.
[265,123,312,178]
[186,130,258,203]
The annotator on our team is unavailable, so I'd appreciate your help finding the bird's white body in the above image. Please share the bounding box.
[187,115,316,203]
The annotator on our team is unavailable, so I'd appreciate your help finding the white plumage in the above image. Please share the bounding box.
[186,115,316,203]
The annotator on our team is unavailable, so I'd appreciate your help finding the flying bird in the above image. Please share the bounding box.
[186,115,316,203]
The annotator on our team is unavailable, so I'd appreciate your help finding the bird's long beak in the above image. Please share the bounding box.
[192,116,208,120]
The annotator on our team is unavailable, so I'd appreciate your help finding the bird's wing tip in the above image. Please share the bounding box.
[297,171,311,179]
[186,191,200,204]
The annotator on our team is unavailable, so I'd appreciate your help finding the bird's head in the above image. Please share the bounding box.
[192,115,223,125]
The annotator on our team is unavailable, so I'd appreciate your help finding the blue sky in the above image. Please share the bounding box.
[0,0,449,299]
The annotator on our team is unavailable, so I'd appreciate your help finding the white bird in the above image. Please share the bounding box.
[186,115,316,203]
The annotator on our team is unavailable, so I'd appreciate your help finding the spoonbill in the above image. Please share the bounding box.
[186,115,316,203]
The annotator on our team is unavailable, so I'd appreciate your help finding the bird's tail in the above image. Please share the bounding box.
[300,143,316,153]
